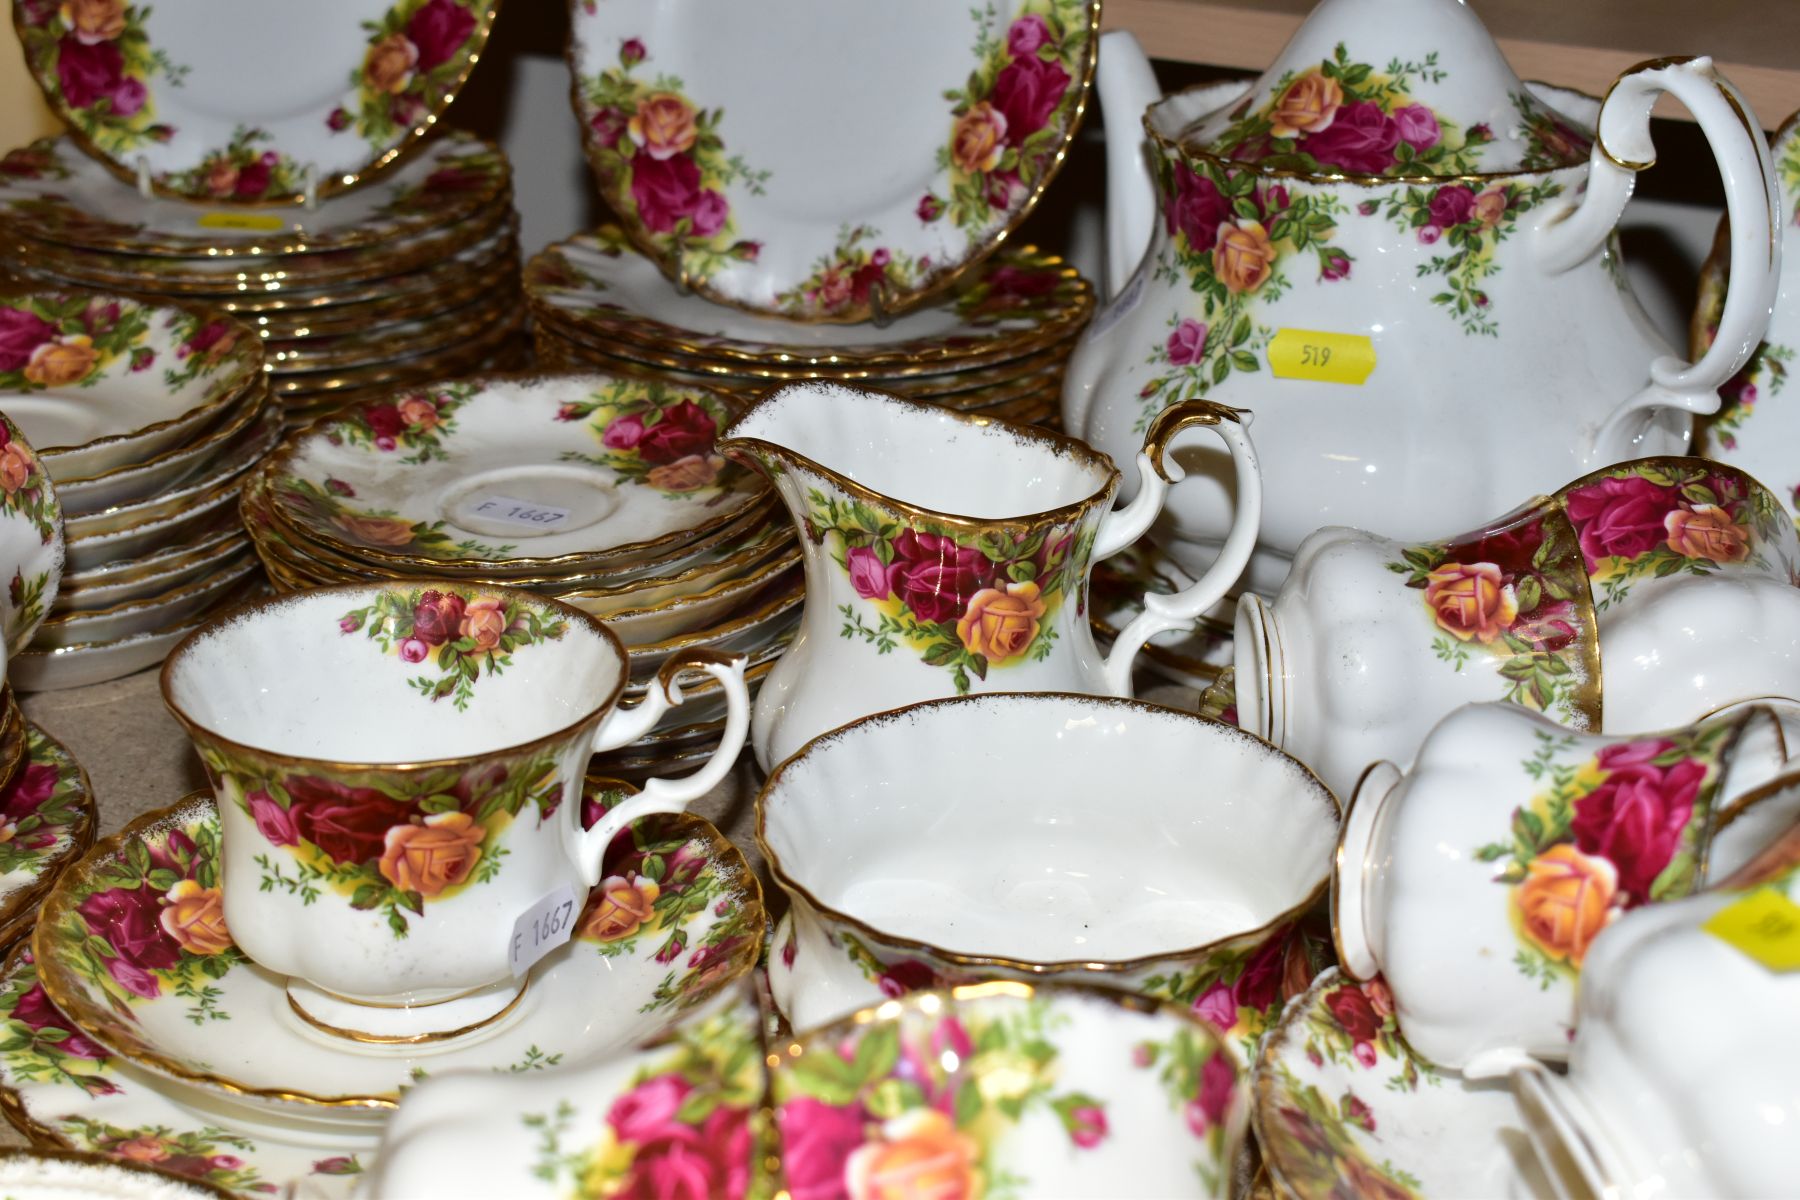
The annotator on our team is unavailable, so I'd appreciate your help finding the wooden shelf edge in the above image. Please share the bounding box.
[1102,0,1800,128]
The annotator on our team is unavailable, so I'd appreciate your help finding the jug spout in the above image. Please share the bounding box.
[1096,30,1161,300]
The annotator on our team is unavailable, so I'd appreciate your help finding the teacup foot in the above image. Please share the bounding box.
[286,975,529,1044]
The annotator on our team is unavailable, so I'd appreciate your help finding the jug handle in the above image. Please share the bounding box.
[571,649,750,887]
[1098,399,1261,696]
[1532,57,1781,461]
[1098,30,1161,301]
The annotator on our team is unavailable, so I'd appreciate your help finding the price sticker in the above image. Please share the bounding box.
[469,495,573,529]
[510,885,578,976]
[1702,887,1800,972]
[1268,328,1377,385]
[196,211,288,233]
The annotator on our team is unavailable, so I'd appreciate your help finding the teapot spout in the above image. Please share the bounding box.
[1097,31,1161,300]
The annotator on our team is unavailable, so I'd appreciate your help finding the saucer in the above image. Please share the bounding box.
[1253,969,1550,1199]
[567,0,1099,321]
[0,942,373,1199]
[33,790,765,1114]
[264,372,767,574]
[0,724,97,949]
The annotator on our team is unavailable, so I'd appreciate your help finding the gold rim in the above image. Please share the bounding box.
[266,314,526,397]
[262,287,523,373]
[54,385,268,492]
[199,230,521,317]
[11,5,506,207]
[66,470,243,551]
[250,265,505,340]
[17,578,269,661]
[62,525,246,589]
[41,553,258,630]
[525,238,1093,373]
[577,542,801,623]
[4,133,513,258]
[57,539,252,612]
[284,975,531,1045]
[756,691,1342,975]
[262,370,772,574]
[34,791,764,1109]
[160,580,629,774]
[564,0,1100,325]
[624,570,802,664]
[5,204,515,296]
[719,379,1119,536]
[65,423,270,543]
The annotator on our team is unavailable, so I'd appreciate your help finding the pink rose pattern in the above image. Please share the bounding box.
[17,1,170,156]
[775,996,1129,1200]
[805,484,1089,694]
[576,37,764,275]
[337,585,569,710]
[1259,973,1427,1200]
[917,0,1088,234]
[0,727,92,891]
[1474,715,1740,984]
[560,379,752,498]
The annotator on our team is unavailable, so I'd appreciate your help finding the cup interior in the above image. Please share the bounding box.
[762,694,1340,963]
[726,383,1114,519]
[165,585,623,761]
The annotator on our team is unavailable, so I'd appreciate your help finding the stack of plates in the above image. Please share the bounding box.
[2,289,275,690]
[238,370,797,771]
[0,131,525,429]
[528,227,1091,428]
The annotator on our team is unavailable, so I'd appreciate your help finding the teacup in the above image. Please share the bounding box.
[161,581,749,1039]
[1233,456,1800,797]
[1512,810,1800,1199]
[758,692,1340,1058]
[1333,700,1791,1074]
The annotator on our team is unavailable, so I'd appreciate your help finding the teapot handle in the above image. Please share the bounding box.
[1534,57,1781,462]
[1096,400,1261,695]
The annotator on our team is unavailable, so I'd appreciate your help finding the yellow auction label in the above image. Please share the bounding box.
[1267,328,1376,385]
[197,212,288,232]
[1702,887,1800,971]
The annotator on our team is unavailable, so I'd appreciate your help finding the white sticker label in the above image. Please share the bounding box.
[510,885,577,976]
[469,495,573,529]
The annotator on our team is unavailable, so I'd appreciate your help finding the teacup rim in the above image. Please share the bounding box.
[755,690,1343,974]
[159,579,630,772]
[718,380,1126,534]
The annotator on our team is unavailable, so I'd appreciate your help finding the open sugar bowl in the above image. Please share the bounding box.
[759,692,1339,1059]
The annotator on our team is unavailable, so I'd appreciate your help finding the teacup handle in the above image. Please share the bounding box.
[1533,57,1781,460]
[1096,399,1261,695]
[572,648,751,886]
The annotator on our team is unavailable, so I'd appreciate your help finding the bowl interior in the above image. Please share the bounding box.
[727,383,1113,519]
[763,695,1340,963]
[166,586,622,761]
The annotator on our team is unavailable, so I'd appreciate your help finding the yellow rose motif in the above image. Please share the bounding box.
[646,453,723,493]
[847,1109,980,1200]
[159,879,232,957]
[202,159,239,199]
[378,812,485,897]
[1270,72,1342,137]
[1515,844,1618,965]
[1473,186,1508,229]
[950,102,1008,174]
[1213,220,1277,294]
[23,336,99,387]
[331,512,417,548]
[397,395,440,431]
[1665,504,1750,563]
[0,443,36,495]
[580,873,661,941]
[459,596,508,652]
[62,0,126,42]
[957,580,1046,663]
[971,1048,1039,1104]
[1423,560,1518,644]
[364,32,419,95]
[628,93,699,161]
[114,1137,170,1163]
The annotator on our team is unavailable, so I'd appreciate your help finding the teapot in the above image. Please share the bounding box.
[1063,0,1780,597]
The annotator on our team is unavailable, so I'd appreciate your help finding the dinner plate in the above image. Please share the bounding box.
[13,0,501,204]
[0,131,509,256]
[0,414,63,656]
[566,0,1099,321]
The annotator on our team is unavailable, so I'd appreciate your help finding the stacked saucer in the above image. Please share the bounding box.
[527,227,1091,428]
[1,289,274,690]
[0,131,525,428]
[239,371,797,768]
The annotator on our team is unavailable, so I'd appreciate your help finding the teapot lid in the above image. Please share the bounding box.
[1173,0,1595,178]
